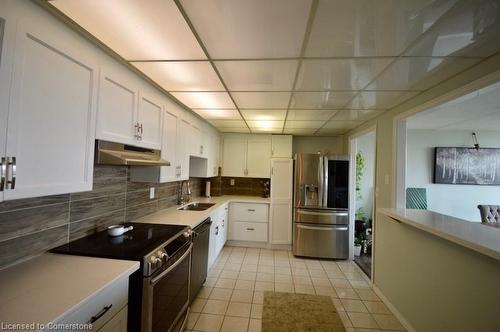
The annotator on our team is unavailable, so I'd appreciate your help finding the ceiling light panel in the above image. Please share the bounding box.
[241,110,287,121]
[296,59,393,91]
[347,91,419,110]
[171,92,235,109]
[286,109,338,121]
[132,62,224,91]
[404,0,500,57]
[192,109,242,120]
[207,120,247,128]
[306,0,457,57]
[232,92,291,109]
[285,121,324,129]
[51,0,206,60]
[247,120,284,129]
[180,0,312,58]
[366,57,480,91]
[215,60,299,91]
[290,92,355,109]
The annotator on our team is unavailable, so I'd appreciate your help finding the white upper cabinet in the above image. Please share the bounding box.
[136,90,163,149]
[190,128,220,178]
[1,20,98,200]
[160,109,180,182]
[222,134,271,178]
[190,124,202,157]
[178,119,191,180]
[271,135,293,158]
[247,135,271,178]
[97,70,138,146]
[222,136,247,177]
[97,71,162,149]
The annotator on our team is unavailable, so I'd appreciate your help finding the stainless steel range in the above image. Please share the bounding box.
[53,223,192,332]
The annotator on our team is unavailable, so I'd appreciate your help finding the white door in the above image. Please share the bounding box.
[270,159,293,244]
[4,21,98,200]
[97,69,137,146]
[247,136,272,177]
[136,90,163,149]
[222,136,247,177]
[160,109,179,182]
[272,135,293,158]
[178,119,191,180]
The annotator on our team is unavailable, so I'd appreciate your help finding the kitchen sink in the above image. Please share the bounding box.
[177,202,216,211]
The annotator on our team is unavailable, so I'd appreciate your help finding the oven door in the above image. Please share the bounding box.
[143,243,192,332]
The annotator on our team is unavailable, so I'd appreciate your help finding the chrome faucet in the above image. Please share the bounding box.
[177,180,192,205]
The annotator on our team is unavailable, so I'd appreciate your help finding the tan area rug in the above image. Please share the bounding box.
[262,291,346,332]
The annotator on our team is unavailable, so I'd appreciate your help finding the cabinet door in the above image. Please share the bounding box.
[97,69,137,146]
[98,305,128,332]
[4,22,98,200]
[222,137,246,177]
[177,119,191,180]
[219,205,228,248]
[207,217,218,271]
[190,124,202,157]
[247,136,271,178]
[272,135,293,158]
[270,159,293,244]
[212,134,220,177]
[137,90,163,150]
[160,109,179,182]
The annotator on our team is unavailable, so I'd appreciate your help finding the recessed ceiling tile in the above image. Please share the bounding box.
[286,109,338,121]
[347,91,420,110]
[251,128,283,134]
[283,128,317,135]
[246,120,284,129]
[290,92,355,109]
[180,0,312,58]
[323,120,361,130]
[284,121,324,129]
[316,128,347,136]
[207,119,247,128]
[241,110,287,121]
[331,109,384,122]
[404,1,500,57]
[193,109,242,120]
[233,92,291,109]
[366,57,481,91]
[171,92,235,109]
[306,0,457,57]
[133,61,223,91]
[219,127,251,133]
[51,0,206,60]
[296,59,392,91]
[215,60,298,91]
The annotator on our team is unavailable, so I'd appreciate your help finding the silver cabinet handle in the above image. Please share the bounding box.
[139,123,143,134]
[0,157,5,191]
[246,228,255,231]
[247,209,255,212]
[6,157,16,190]
[89,304,112,324]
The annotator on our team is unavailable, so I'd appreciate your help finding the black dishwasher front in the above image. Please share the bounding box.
[190,218,211,303]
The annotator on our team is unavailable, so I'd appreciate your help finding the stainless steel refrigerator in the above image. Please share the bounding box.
[293,153,349,259]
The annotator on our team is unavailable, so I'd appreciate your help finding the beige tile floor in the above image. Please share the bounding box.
[186,246,406,332]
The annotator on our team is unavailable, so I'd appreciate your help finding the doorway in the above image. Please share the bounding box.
[349,128,376,279]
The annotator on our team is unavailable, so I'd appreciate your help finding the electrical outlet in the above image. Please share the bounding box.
[149,187,155,199]
[230,179,235,186]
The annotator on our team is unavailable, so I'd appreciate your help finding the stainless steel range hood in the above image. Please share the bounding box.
[95,140,170,166]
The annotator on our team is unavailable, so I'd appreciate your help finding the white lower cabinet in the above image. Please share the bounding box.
[228,202,269,242]
[229,221,268,242]
[55,277,129,331]
[207,204,228,270]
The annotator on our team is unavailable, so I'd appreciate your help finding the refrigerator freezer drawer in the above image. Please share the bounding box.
[295,209,348,225]
[293,223,348,259]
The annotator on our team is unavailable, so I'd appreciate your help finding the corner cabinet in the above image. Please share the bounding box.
[96,71,162,150]
[222,134,271,178]
[0,20,98,200]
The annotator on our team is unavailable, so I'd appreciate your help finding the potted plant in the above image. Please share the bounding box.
[354,237,363,256]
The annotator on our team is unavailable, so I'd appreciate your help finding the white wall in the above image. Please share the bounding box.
[355,131,375,220]
[292,136,345,155]
[407,129,500,221]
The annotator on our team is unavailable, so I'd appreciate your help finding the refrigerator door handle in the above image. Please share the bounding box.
[318,155,323,208]
[297,224,348,232]
[298,210,348,217]
[323,156,329,208]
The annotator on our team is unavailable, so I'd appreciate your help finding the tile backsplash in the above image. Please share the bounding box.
[0,165,201,269]
[203,176,270,197]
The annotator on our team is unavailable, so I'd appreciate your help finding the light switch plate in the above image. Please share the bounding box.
[230,179,235,186]
[149,187,155,199]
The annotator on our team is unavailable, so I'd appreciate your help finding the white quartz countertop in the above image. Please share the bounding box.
[0,253,139,328]
[378,208,500,261]
[135,195,270,228]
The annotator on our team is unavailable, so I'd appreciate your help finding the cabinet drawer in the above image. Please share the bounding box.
[229,222,268,242]
[54,277,129,331]
[229,203,269,223]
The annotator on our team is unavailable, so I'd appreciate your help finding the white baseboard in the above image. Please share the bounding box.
[371,284,416,332]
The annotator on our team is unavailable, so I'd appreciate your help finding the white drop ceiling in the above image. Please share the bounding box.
[49,0,500,135]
